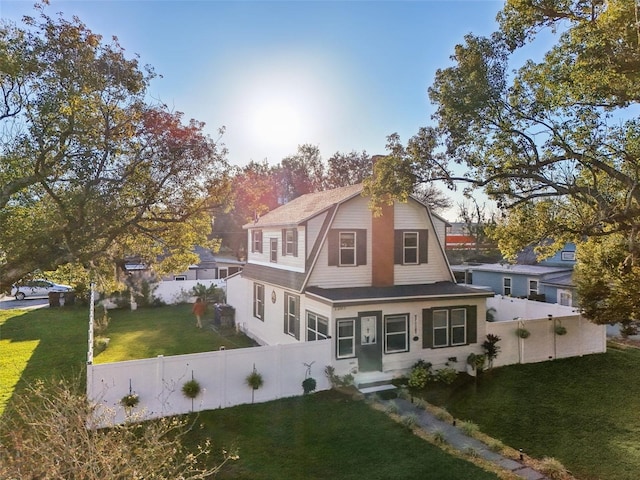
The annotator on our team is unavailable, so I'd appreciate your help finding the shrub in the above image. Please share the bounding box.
[302,377,317,395]
[539,457,569,479]
[482,334,501,368]
[408,360,433,390]
[459,420,480,436]
[401,413,418,429]
[435,367,458,385]
[384,400,400,415]
[432,429,447,445]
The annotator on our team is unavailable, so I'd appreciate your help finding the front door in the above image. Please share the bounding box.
[357,311,383,372]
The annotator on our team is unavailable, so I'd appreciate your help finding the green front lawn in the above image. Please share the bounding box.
[418,346,640,480]
[189,390,500,480]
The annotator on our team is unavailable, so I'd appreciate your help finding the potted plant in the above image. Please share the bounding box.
[120,393,139,408]
[516,327,531,339]
[182,378,202,399]
[246,364,264,403]
[554,324,567,336]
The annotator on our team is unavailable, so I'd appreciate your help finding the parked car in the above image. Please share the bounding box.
[11,279,73,300]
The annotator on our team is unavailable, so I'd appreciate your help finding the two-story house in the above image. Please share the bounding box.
[226,184,492,378]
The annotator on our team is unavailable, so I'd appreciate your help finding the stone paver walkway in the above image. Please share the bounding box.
[386,397,549,480]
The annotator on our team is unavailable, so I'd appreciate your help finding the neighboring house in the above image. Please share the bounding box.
[226,184,493,378]
[451,243,578,306]
[161,246,244,281]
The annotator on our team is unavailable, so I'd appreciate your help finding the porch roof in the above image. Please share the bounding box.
[305,282,493,306]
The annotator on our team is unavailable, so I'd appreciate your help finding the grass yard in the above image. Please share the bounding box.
[417,345,640,480]
[0,304,254,416]
[188,390,500,480]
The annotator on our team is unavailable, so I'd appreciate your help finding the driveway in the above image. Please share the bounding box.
[0,295,49,310]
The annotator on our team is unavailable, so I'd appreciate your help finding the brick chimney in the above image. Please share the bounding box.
[371,203,395,287]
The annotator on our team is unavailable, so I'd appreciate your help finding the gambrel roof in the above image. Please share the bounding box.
[244,184,364,229]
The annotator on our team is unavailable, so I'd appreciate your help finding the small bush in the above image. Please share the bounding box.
[432,429,447,445]
[302,377,317,395]
[384,400,400,415]
[401,413,418,429]
[463,446,480,458]
[435,367,458,385]
[408,360,433,390]
[487,438,505,453]
[434,409,453,423]
[94,336,110,353]
[539,457,569,479]
[459,420,480,436]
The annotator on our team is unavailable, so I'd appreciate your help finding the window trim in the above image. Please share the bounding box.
[450,308,467,346]
[270,238,278,263]
[403,232,419,265]
[384,314,409,354]
[284,292,300,339]
[339,231,357,266]
[253,283,264,321]
[528,279,539,296]
[336,318,356,359]
[503,277,512,296]
[283,228,298,256]
[251,229,263,253]
[561,251,575,261]
[432,309,449,348]
[306,311,329,341]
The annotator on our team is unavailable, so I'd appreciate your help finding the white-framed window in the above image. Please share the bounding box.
[403,232,419,264]
[174,275,186,281]
[384,315,409,353]
[270,238,278,263]
[433,310,449,347]
[218,268,228,279]
[451,309,467,346]
[336,319,356,358]
[307,312,329,341]
[561,251,575,261]
[503,277,512,296]
[251,229,263,253]
[528,279,539,296]
[253,283,264,320]
[285,229,296,255]
[285,293,299,337]
[339,232,356,266]
[559,290,572,306]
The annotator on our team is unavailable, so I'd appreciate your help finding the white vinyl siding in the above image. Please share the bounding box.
[394,201,452,285]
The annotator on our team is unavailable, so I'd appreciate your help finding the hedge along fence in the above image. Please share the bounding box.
[486,315,606,367]
[87,340,332,427]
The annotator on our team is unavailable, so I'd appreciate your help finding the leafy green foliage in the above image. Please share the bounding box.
[408,359,433,390]
[0,5,231,288]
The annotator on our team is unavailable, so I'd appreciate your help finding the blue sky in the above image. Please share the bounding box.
[1,0,505,164]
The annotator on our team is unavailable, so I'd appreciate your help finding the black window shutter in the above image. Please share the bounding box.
[467,305,477,344]
[356,229,367,265]
[282,229,286,255]
[394,230,403,264]
[419,229,428,264]
[257,230,263,253]
[328,230,338,266]
[422,308,433,349]
[283,294,288,334]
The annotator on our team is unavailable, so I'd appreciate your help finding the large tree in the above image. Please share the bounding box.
[365,0,640,324]
[0,6,230,289]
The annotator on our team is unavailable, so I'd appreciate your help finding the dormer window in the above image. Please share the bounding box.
[328,229,367,267]
[339,232,356,266]
[282,228,298,256]
[251,229,263,253]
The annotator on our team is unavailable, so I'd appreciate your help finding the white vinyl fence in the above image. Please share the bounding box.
[485,296,606,367]
[87,340,331,427]
[153,279,226,304]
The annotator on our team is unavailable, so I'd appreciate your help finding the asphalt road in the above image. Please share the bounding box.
[0,295,49,310]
